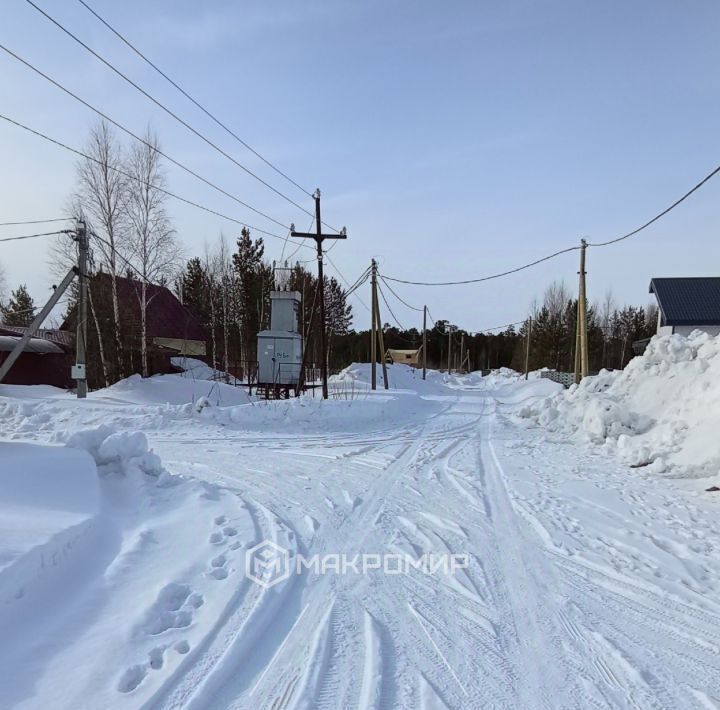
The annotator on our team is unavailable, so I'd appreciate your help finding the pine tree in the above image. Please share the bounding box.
[1,284,36,326]
[179,257,210,323]
[232,228,266,361]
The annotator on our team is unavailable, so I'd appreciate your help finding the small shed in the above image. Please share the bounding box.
[649,277,720,337]
[0,328,73,388]
[385,348,421,366]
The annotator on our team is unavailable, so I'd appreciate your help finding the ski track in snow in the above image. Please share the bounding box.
[3,373,720,709]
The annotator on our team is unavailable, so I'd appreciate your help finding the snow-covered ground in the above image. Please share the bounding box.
[2,352,720,709]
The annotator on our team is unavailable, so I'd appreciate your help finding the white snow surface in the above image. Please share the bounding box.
[1,358,720,708]
[520,331,720,479]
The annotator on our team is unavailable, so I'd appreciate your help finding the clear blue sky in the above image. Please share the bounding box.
[2,0,720,331]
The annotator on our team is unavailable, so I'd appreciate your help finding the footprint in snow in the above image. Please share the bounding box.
[143,583,203,635]
[117,665,147,693]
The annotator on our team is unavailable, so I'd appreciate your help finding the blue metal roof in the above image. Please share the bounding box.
[649,277,720,326]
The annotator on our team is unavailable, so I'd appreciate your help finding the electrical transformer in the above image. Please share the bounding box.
[257,289,303,386]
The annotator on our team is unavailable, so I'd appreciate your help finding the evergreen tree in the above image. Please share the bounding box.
[179,257,210,323]
[232,228,266,361]
[1,284,35,326]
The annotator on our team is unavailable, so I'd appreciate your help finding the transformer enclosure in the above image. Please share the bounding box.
[257,290,303,385]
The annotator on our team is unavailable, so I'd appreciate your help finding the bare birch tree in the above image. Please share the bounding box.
[599,290,615,369]
[125,129,180,377]
[74,120,129,379]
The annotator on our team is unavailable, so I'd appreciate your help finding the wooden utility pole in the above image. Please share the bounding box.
[574,239,589,384]
[524,316,532,380]
[422,305,427,380]
[447,326,453,374]
[75,220,89,398]
[373,283,389,390]
[290,190,347,399]
[370,260,377,390]
[370,259,388,390]
[459,333,465,374]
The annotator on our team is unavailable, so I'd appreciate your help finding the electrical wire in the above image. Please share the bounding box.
[477,319,526,333]
[0,112,315,251]
[325,253,371,313]
[0,230,70,244]
[588,163,720,247]
[283,216,313,264]
[382,244,582,286]
[382,158,720,286]
[0,217,67,226]
[24,0,317,222]
[378,274,424,312]
[0,43,294,232]
[376,280,407,331]
[74,0,312,199]
[344,266,372,296]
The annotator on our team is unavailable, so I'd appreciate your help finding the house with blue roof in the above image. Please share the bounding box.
[650,277,720,337]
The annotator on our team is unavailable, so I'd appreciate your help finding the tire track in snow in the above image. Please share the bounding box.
[148,501,304,710]
[479,402,601,709]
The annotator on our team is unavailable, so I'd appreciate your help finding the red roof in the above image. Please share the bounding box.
[64,273,207,342]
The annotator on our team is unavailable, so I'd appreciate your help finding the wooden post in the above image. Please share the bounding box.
[289,192,348,400]
[574,239,589,384]
[579,239,589,379]
[524,317,532,380]
[422,305,427,380]
[374,289,389,389]
[370,259,377,390]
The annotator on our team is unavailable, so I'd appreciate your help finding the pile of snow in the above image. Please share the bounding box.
[171,356,229,381]
[94,372,251,407]
[520,332,720,478]
[0,442,103,677]
[330,362,449,393]
[0,436,254,708]
[65,425,165,477]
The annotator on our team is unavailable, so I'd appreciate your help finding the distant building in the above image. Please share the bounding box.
[385,348,421,366]
[649,277,720,337]
[64,273,207,360]
[0,326,73,388]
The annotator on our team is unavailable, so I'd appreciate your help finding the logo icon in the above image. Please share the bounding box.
[245,540,290,589]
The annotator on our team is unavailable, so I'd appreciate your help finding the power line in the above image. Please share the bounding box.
[24,0,317,223]
[376,280,407,331]
[0,112,314,251]
[382,244,581,286]
[325,253,371,313]
[75,0,312,199]
[378,274,424,312]
[0,229,71,243]
[587,162,720,247]
[0,217,67,226]
[477,319,526,333]
[345,268,372,296]
[0,43,293,233]
[383,161,720,286]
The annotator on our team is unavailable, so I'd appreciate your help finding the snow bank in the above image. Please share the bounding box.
[0,442,103,650]
[65,425,165,477]
[520,332,720,478]
[93,372,251,407]
[171,356,228,381]
[0,437,255,709]
[331,362,456,394]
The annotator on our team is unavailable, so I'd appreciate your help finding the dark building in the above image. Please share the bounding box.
[0,326,73,388]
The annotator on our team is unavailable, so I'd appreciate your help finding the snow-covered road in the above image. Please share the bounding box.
[2,368,720,709]
[152,386,720,709]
